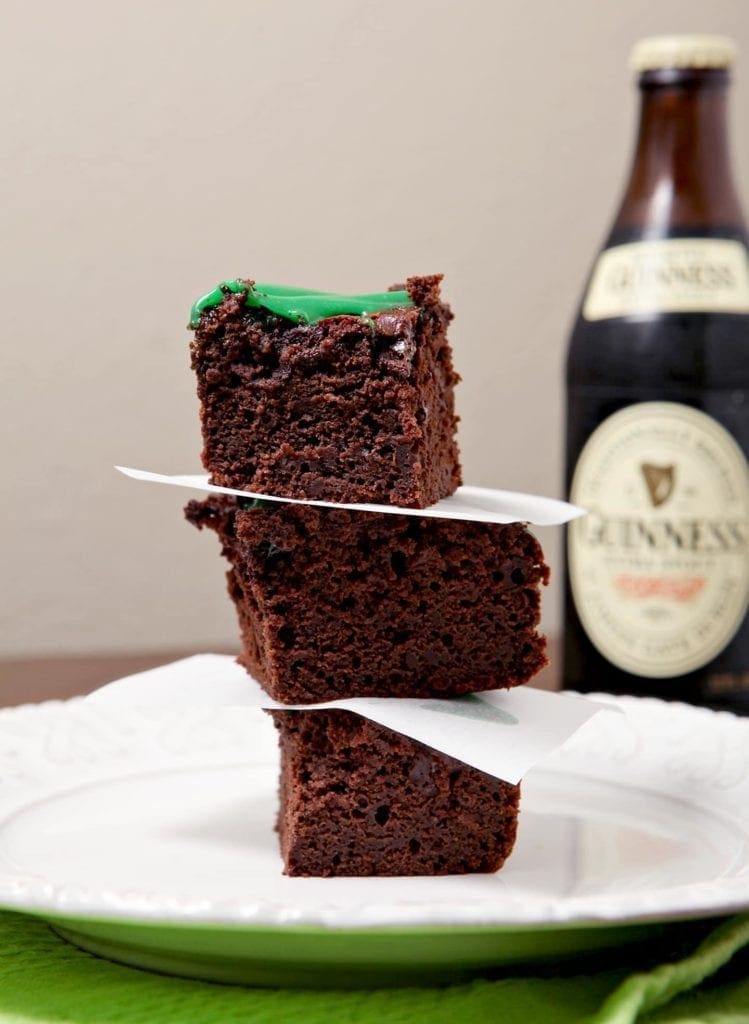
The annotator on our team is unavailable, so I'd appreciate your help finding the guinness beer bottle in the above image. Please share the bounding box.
[564,35,749,713]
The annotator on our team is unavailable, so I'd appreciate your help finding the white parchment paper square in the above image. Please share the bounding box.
[114,467,584,526]
[88,655,608,784]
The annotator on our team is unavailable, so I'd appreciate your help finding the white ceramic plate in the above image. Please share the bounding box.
[0,695,747,986]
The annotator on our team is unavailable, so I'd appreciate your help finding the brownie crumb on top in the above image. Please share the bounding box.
[189,275,461,508]
[271,709,521,877]
[186,497,549,703]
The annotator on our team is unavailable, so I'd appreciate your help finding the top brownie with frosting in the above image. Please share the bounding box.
[189,274,461,508]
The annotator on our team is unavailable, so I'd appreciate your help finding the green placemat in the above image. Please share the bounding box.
[0,912,747,1024]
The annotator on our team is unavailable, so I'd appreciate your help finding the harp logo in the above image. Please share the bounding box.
[641,463,675,507]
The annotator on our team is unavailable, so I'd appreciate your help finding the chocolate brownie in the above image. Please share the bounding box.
[186,497,549,702]
[189,275,461,507]
[270,709,520,876]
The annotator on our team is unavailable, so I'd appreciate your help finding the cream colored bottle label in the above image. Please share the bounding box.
[569,403,749,678]
[583,238,749,320]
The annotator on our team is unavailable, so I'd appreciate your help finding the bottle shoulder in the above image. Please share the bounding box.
[567,226,749,390]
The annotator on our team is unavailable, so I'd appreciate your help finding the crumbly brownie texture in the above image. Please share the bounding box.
[270,709,521,877]
[190,275,461,508]
[186,498,549,702]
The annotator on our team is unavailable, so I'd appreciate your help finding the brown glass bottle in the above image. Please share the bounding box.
[564,36,749,713]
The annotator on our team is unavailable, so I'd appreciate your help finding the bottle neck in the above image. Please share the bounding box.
[613,68,746,236]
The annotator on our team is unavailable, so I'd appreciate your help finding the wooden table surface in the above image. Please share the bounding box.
[0,642,560,707]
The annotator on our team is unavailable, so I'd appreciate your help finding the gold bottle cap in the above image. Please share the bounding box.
[630,34,737,72]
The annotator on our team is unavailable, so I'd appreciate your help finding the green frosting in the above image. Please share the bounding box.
[189,280,414,329]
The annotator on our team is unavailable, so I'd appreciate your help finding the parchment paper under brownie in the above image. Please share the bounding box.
[189,276,461,507]
[270,709,521,876]
[186,497,549,702]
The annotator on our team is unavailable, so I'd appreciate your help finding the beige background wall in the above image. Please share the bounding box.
[2,0,748,658]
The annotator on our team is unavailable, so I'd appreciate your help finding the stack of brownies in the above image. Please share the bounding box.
[186,275,550,877]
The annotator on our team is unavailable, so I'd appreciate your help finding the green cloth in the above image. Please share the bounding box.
[0,911,747,1024]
